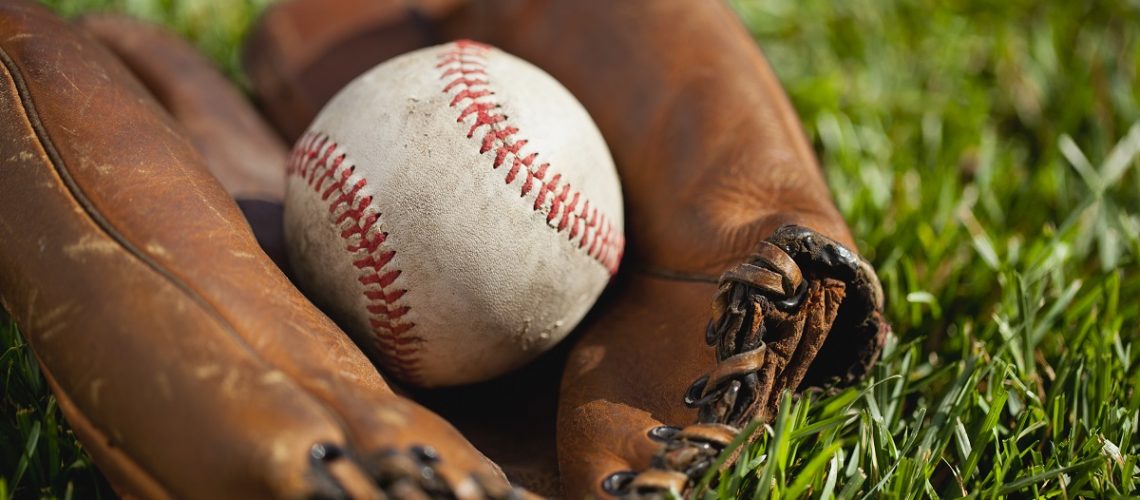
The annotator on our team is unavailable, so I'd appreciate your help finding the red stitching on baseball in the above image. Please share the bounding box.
[439,40,624,274]
[287,132,424,384]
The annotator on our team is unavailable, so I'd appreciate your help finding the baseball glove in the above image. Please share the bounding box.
[0,0,888,497]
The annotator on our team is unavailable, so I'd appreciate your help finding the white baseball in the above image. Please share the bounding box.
[283,40,624,387]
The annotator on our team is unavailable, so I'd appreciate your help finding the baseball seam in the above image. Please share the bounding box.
[285,41,623,386]
[286,132,424,384]
[438,40,625,273]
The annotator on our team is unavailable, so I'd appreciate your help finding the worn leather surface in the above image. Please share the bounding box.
[0,2,516,497]
[77,14,291,267]
[77,14,287,203]
[245,0,885,497]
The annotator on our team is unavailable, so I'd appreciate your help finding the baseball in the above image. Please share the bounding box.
[283,40,625,387]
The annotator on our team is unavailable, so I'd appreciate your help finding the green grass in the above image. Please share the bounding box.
[0,319,112,499]
[4,0,1139,498]
[706,0,1140,497]
[41,0,271,84]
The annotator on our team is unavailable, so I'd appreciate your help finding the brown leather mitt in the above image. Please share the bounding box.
[0,2,524,497]
[244,0,890,497]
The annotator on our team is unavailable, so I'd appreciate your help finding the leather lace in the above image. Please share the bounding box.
[309,443,521,500]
